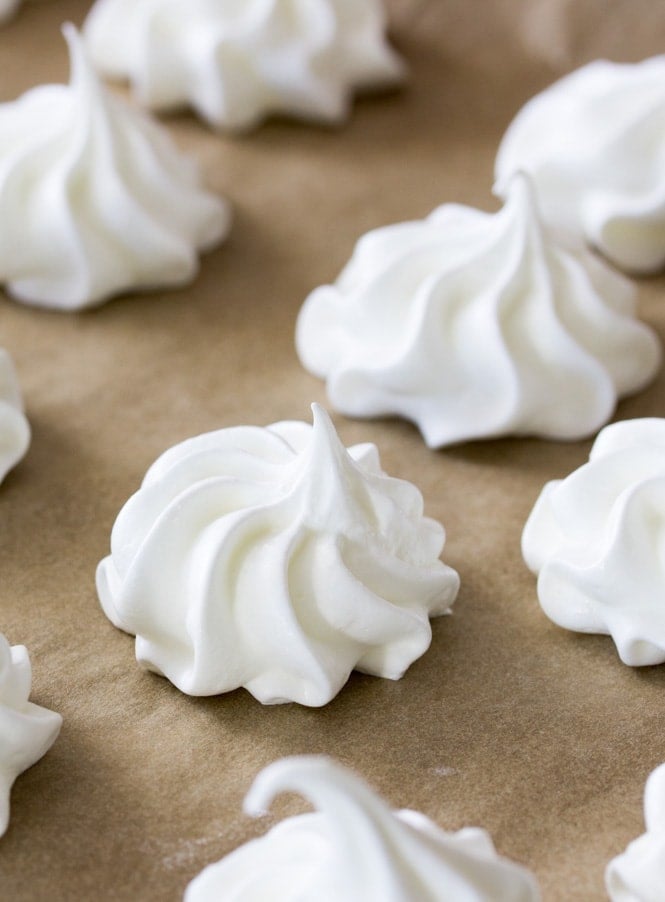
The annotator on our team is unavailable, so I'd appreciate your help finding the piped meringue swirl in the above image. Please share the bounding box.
[185,756,541,901]
[495,56,665,274]
[523,418,665,666]
[296,174,660,447]
[83,0,405,131]
[97,405,459,705]
[0,349,30,485]
[606,762,665,900]
[0,634,62,837]
[0,25,229,310]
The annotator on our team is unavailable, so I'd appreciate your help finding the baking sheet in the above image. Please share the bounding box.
[1,1,664,898]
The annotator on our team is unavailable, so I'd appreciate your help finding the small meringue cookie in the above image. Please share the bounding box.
[522,418,665,666]
[296,174,661,447]
[0,349,30,485]
[0,25,230,310]
[495,56,665,274]
[0,0,20,24]
[185,756,541,901]
[606,763,665,901]
[83,0,405,131]
[0,633,62,837]
[97,404,459,706]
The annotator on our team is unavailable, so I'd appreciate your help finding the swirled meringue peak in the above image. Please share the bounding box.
[0,24,230,310]
[96,404,459,705]
[0,633,62,837]
[0,349,30,484]
[296,174,661,447]
[606,763,665,901]
[83,0,405,131]
[495,56,665,274]
[185,755,541,901]
[522,418,665,666]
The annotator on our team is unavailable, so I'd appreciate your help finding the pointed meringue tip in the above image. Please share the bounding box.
[61,21,96,92]
[308,403,350,460]
[310,403,339,440]
[243,756,333,819]
[495,170,546,232]
[61,21,81,56]
[309,401,328,422]
[493,169,534,203]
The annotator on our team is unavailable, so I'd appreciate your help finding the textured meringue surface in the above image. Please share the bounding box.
[97,405,459,705]
[606,762,665,901]
[0,349,30,485]
[0,24,229,310]
[83,0,405,131]
[185,756,541,901]
[0,633,61,838]
[495,56,665,274]
[523,418,665,666]
[296,174,661,447]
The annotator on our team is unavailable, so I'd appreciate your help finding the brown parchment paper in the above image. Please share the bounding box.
[1,1,665,899]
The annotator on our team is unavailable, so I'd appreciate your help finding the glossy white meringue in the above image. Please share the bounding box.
[0,633,62,837]
[97,405,459,705]
[495,56,665,274]
[523,418,665,666]
[296,174,661,447]
[0,349,30,485]
[606,762,665,901]
[83,0,405,131]
[0,25,229,310]
[185,756,541,901]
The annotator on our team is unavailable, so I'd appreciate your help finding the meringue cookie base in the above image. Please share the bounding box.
[3,1,665,900]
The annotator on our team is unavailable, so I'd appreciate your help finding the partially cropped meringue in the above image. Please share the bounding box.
[0,633,62,837]
[523,418,665,666]
[0,349,30,485]
[495,56,665,274]
[97,405,459,705]
[185,756,540,901]
[296,174,661,447]
[0,0,20,24]
[83,0,405,131]
[606,763,665,901]
[0,25,229,310]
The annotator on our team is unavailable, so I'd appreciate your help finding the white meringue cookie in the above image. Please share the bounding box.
[0,24,229,311]
[296,174,661,448]
[522,418,665,666]
[185,756,541,901]
[97,405,459,706]
[0,349,30,485]
[83,0,405,131]
[495,56,665,274]
[0,0,20,24]
[0,633,62,837]
[606,763,665,901]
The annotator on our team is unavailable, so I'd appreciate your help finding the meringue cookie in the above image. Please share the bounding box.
[0,633,62,837]
[185,755,541,901]
[0,0,20,24]
[83,0,405,131]
[495,56,665,274]
[0,349,30,485]
[296,174,661,447]
[97,404,459,706]
[0,25,229,310]
[606,763,665,901]
[522,418,665,666]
